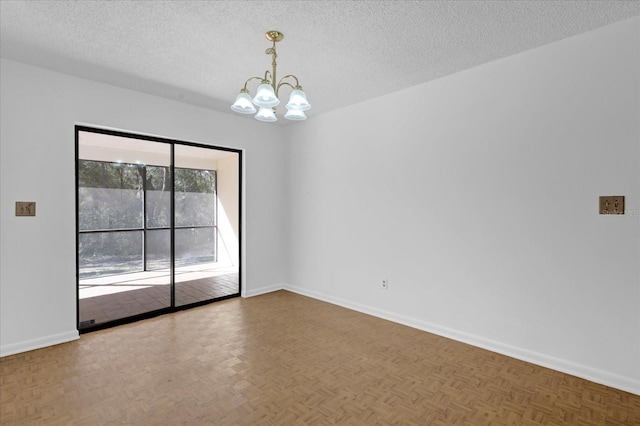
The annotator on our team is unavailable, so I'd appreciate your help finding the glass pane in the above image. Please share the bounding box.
[78,187,143,230]
[174,168,216,227]
[174,146,240,307]
[175,227,220,307]
[175,192,215,227]
[78,131,172,329]
[174,168,216,193]
[175,227,216,267]
[146,166,172,228]
[79,231,143,278]
[146,229,170,270]
[78,161,144,230]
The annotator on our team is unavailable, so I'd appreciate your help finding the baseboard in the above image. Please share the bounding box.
[284,284,640,396]
[242,282,284,298]
[0,330,79,358]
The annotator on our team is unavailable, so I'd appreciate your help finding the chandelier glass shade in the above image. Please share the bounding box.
[230,90,256,114]
[231,31,311,122]
[283,108,307,121]
[253,83,280,107]
[255,107,278,122]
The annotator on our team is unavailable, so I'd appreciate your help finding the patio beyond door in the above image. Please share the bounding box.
[76,127,240,331]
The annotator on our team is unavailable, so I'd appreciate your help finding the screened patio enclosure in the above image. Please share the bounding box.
[76,127,241,331]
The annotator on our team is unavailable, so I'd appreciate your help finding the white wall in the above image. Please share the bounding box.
[286,17,640,394]
[0,58,288,356]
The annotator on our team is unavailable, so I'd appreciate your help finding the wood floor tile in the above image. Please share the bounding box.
[1,290,638,425]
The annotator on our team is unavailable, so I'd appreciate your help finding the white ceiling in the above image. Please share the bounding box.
[1,1,639,124]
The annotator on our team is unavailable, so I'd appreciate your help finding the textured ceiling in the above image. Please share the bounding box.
[1,1,639,124]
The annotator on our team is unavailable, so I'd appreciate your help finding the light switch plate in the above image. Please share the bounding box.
[599,196,624,215]
[15,201,36,216]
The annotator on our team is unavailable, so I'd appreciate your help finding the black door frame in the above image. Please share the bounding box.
[75,125,242,333]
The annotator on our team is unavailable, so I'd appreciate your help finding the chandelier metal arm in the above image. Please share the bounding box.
[276,74,302,95]
[241,76,265,92]
[276,82,295,94]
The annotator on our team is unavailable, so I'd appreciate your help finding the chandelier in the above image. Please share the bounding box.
[231,31,311,122]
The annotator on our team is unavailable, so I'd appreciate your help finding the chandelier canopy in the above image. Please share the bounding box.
[231,31,311,122]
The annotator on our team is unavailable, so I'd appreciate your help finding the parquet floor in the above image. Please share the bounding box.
[1,291,638,425]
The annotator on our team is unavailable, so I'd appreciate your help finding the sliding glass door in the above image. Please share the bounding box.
[76,127,241,331]
[174,144,240,306]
